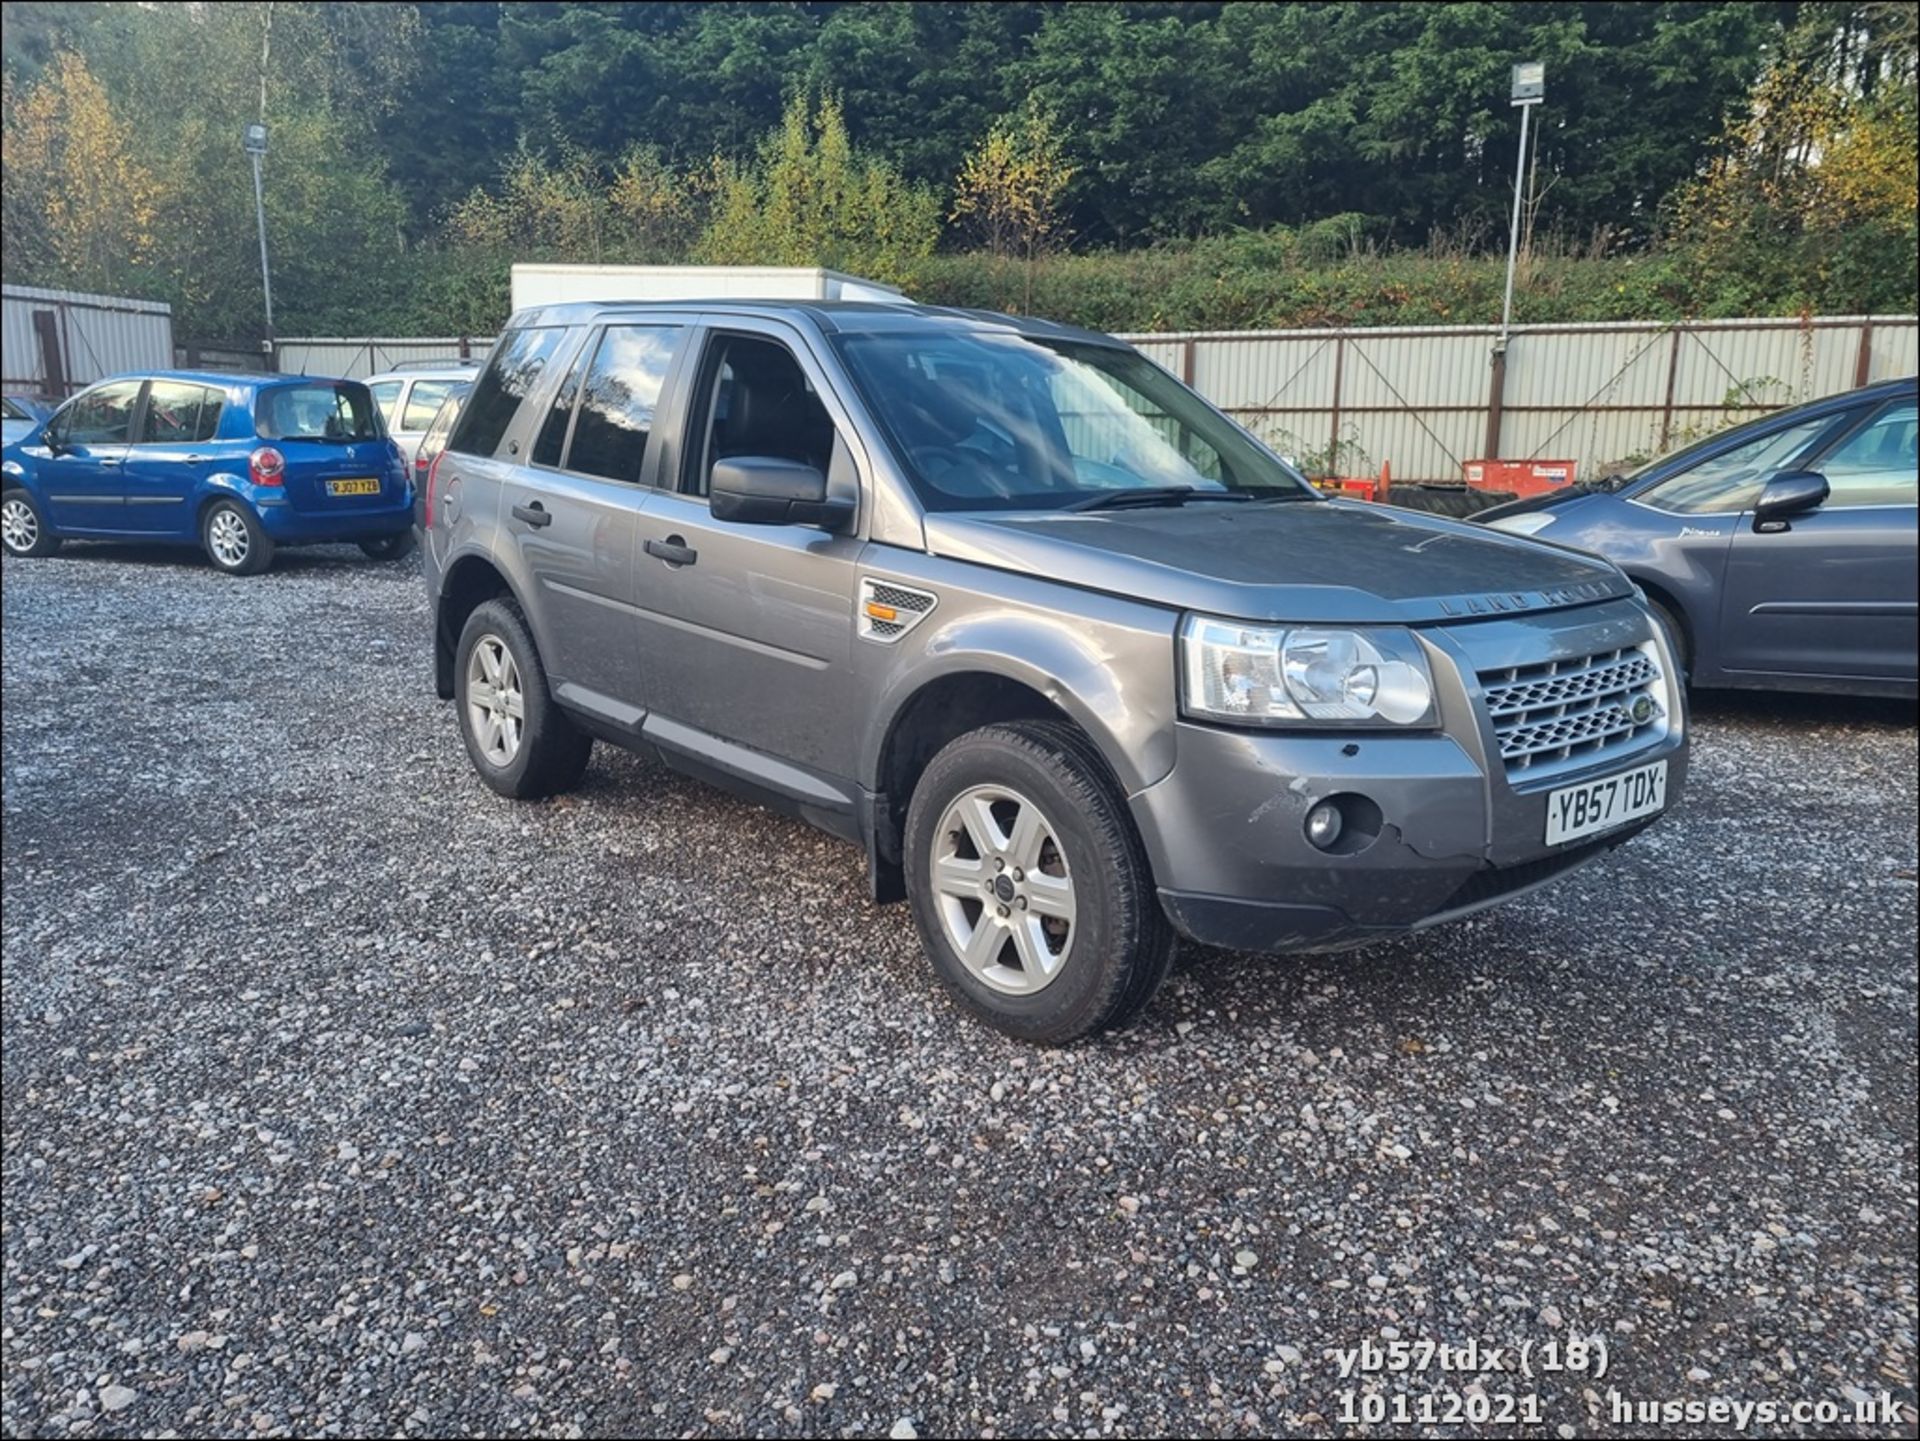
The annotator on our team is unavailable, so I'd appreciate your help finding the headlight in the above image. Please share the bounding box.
[1180,616,1437,727]
[1487,511,1557,537]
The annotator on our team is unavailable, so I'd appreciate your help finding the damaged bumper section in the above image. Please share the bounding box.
[1132,718,1687,954]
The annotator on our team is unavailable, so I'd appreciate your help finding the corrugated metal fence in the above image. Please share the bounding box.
[2,284,175,398]
[1120,315,1919,482]
[275,336,495,379]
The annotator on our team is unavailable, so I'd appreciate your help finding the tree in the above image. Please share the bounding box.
[1,51,158,292]
[695,91,939,286]
[951,98,1075,310]
[1672,1,1918,312]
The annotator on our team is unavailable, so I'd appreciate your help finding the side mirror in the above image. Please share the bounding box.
[710,456,854,531]
[1752,470,1829,532]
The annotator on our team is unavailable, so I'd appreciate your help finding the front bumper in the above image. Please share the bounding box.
[1131,599,1689,953]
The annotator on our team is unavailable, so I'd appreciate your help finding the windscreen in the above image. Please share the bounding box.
[256,383,382,442]
[833,331,1314,512]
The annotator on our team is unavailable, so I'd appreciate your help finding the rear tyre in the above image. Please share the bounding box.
[455,597,592,799]
[1,490,61,557]
[359,531,416,561]
[905,720,1176,1044]
[202,499,273,575]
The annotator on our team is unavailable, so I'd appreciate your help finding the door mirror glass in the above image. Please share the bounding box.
[710,456,853,530]
[1752,469,1830,529]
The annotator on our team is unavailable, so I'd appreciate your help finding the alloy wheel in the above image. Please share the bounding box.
[931,784,1077,995]
[208,508,250,568]
[466,634,525,767]
[1,497,38,553]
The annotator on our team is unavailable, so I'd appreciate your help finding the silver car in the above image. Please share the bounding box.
[367,362,481,470]
[421,301,1688,1042]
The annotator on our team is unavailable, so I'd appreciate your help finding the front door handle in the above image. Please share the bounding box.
[645,536,698,567]
[512,501,553,528]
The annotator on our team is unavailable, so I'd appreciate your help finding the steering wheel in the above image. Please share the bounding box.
[915,444,1022,499]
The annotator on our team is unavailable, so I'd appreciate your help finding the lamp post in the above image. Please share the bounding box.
[243,122,274,345]
[1500,61,1544,346]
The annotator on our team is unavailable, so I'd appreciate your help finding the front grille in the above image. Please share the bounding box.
[1479,644,1666,781]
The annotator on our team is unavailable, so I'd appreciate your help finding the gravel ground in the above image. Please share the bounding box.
[3,543,1916,1440]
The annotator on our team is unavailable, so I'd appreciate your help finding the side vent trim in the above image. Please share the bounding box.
[858,577,937,644]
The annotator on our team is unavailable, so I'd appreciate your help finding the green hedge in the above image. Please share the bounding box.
[290,227,1918,338]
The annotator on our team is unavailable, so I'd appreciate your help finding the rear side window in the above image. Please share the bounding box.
[140,380,223,443]
[451,327,567,459]
[256,384,381,442]
[563,325,683,483]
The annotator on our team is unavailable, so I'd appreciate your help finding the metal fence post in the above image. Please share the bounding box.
[1485,341,1508,460]
[1658,327,1684,452]
[1328,336,1346,472]
[1854,319,1875,387]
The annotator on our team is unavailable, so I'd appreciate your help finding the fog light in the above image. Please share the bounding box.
[1306,802,1344,851]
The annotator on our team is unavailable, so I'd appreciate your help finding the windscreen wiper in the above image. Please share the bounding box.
[1063,486,1252,513]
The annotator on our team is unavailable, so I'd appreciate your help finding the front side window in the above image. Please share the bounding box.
[684,334,836,496]
[1637,416,1839,515]
[401,379,459,432]
[256,383,381,442]
[832,331,1312,512]
[368,380,404,428]
[565,325,683,483]
[140,380,222,444]
[2,397,27,421]
[451,327,568,459]
[58,380,143,445]
[1818,401,1917,509]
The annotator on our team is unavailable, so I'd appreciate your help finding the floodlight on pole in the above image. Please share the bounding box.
[244,123,274,343]
[1500,62,1544,347]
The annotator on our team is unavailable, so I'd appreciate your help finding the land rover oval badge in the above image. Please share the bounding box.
[1630,695,1655,725]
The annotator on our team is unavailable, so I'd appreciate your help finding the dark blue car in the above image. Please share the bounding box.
[1,371,414,575]
[1479,377,1917,698]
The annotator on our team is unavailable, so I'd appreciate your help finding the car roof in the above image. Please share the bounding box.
[364,367,481,383]
[503,298,1122,348]
[78,370,370,391]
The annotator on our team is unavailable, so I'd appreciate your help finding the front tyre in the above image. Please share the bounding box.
[455,598,592,799]
[202,499,273,575]
[905,720,1175,1044]
[1,491,61,557]
[359,531,416,561]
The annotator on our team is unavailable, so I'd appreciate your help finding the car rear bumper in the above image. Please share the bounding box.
[1129,600,1689,953]
[256,492,413,543]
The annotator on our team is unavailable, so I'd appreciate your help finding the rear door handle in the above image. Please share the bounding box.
[645,536,698,567]
[184,454,209,464]
[512,501,553,528]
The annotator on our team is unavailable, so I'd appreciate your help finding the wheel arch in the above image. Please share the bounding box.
[865,664,1134,904]
[435,552,525,699]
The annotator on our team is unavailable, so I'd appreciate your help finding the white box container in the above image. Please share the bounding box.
[509,264,905,315]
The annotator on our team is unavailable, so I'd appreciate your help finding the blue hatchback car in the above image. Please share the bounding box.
[1478,377,1918,698]
[1,371,414,575]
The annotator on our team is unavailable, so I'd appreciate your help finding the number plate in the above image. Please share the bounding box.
[1545,759,1667,846]
[327,477,381,496]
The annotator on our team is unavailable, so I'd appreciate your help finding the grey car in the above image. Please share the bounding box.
[422,301,1688,1041]
[1480,378,1918,697]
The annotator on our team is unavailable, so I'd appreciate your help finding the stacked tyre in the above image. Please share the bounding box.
[1386,486,1517,519]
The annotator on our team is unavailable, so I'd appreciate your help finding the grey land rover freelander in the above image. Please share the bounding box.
[422,301,1688,1042]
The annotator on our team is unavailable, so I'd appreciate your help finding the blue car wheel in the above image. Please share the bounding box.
[2,489,62,558]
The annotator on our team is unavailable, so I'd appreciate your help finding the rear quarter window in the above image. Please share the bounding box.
[450,328,569,459]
